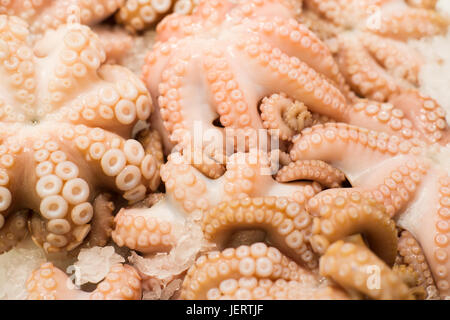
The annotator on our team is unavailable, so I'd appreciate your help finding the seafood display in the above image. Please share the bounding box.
[0,0,449,300]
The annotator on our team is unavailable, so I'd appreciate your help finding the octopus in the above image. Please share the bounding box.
[0,16,160,254]
[302,0,450,103]
[0,0,134,63]
[142,0,354,162]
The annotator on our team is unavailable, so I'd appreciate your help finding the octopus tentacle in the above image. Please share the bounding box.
[242,16,351,99]
[207,277,349,300]
[392,264,426,298]
[345,99,423,142]
[60,66,152,138]
[388,89,449,144]
[86,193,115,247]
[180,243,347,300]
[0,0,124,37]
[202,197,318,268]
[371,5,448,40]
[320,240,413,300]
[92,26,134,64]
[307,188,398,266]
[260,93,313,141]
[397,171,450,299]
[234,37,347,120]
[397,230,439,298]
[276,160,346,188]
[0,210,29,254]
[143,0,351,156]
[112,206,180,254]
[290,123,422,187]
[361,33,422,86]
[116,0,199,33]
[136,128,164,192]
[335,33,400,102]
[0,18,156,253]
[304,0,448,39]
[26,262,142,300]
[303,0,385,29]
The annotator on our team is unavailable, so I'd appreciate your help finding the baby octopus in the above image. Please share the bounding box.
[303,0,449,104]
[0,16,158,254]
[142,0,354,160]
[287,122,449,299]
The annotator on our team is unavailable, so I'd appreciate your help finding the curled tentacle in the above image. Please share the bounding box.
[307,188,398,266]
[393,264,427,299]
[276,160,346,188]
[181,242,348,300]
[320,240,413,300]
[260,93,313,141]
[26,263,142,300]
[397,230,439,299]
[202,197,318,269]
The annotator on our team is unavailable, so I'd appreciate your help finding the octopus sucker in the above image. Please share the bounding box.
[307,188,398,266]
[0,17,159,254]
[396,230,439,298]
[181,243,348,300]
[320,240,413,300]
[202,197,318,269]
[26,262,142,300]
[276,160,346,189]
